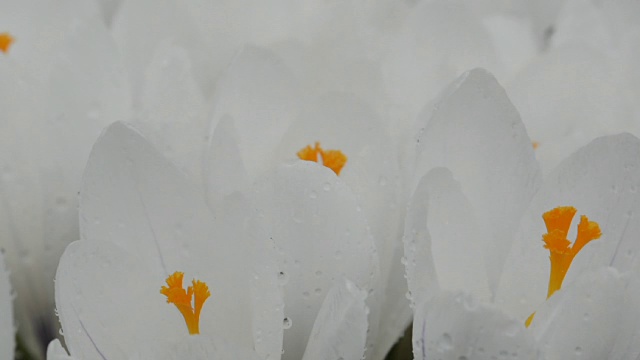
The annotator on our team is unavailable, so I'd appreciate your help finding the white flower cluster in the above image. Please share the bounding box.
[1,0,640,359]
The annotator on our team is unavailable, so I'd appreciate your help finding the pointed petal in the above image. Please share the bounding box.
[208,46,301,179]
[506,46,633,173]
[413,292,538,360]
[403,171,440,309]
[498,134,640,319]
[302,279,368,360]
[276,92,405,356]
[409,168,492,301]
[413,68,542,294]
[56,240,169,360]
[205,116,248,202]
[136,43,207,182]
[531,268,640,360]
[254,161,379,360]
[79,122,283,357]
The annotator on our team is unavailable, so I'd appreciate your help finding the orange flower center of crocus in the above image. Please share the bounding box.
[297,142,347,175]
[160,271,211,335]
[0,33,15,54]
[525,206,601,327]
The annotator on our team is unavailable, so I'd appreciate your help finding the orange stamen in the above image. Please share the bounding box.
[0,33,15,54]
[160,271,210,335]
[526,206,601,327]
[297,142,347,175]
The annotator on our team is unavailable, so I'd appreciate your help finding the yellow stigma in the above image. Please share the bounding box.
[0,33,15,54]
[160,271,211,335]
[525,206,601,327]
[297,142,347,175]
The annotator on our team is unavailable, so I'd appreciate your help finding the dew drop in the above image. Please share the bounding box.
[315,270,323,277]
[322,182,331,191]
[437,333,452,351]
[282,317,292,329]
[309,190,317,199]
[277,271,288,285]
[575,346,582,356]
[314,288,322,295]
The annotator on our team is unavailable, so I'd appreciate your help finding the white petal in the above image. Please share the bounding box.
[302,279,368,360]
[208,46,301,180]
[414,68,542,294]
[413,292,538,360]
[79,122,283,358]
[0,253,14,360]
[56,240,170,359]
[253,161,379,360]
[132,334,262,360]
[276,92,405,356]
[506,46,633,174]
[46,339,74,360]
[531,267,640,360]
[409,168,492,301]
[205,116,249,206]
[403,170,440,309]
[111,0,210,100]
[498,134,640,319]
[135,42,207,183]
[381,1,500,126]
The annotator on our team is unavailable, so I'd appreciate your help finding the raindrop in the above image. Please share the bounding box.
[334,250,342,259]
[575,346,582,356]
[282,317,292,329]
[322,182,331,191]
[314,288,322,295]
[309,190,318,199]
[378,176,387,186]
[302,291,310,299]
[458,357,468,360]
[315,270,323,277]
[437,333,452,351]
[277,271,288,285]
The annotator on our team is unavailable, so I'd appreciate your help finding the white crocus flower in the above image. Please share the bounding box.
[403,68,640,359]
[49,122,377,359]
[0,0,131,356]
[206,45,409,359]
[0,251,15,359]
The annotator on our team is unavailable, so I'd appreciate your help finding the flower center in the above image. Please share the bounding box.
[525,206,601,327]
[297,142,347,175]
[160,271,211,335]
[0,32,15,54]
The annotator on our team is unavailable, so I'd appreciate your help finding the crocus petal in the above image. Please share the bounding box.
[132,333,263,360]
[56,240,170,359]
[408,167,492,301]
[276,93,407,355]
[413,68,542,294]
[0,252,13,360]
[135,42,207,183]
[207,46,302,184]
[253,161,379,360]
[530,267,640,360]
[413,292,538,360]
[506,46,633,173]
[206,115,249,206]
[302,278,369,360]
[46,339,74,360]
[381,1,500,127]
[78,122,283,358]
[403,171,440,308]
[111,0,210,100]
[498,134,640,319]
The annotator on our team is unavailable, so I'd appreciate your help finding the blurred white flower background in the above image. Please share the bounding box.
[1,0,640,359]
